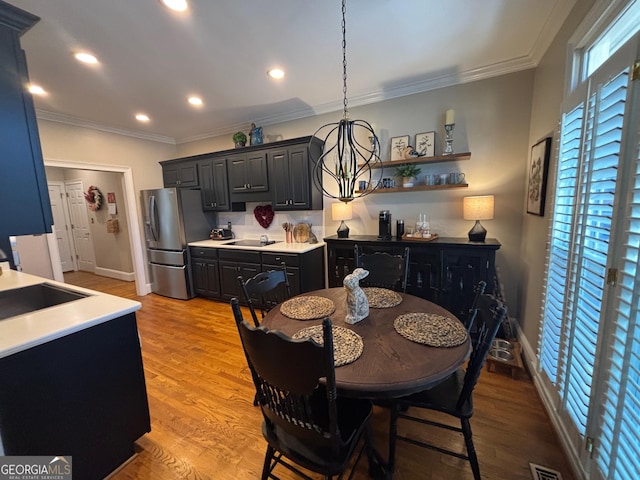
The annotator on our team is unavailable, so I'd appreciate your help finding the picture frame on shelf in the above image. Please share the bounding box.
[526,136,552,216]
[390,135,410,161]
[415,131,435,157]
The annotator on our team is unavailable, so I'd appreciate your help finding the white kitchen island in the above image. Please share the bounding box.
[0,269,150,479]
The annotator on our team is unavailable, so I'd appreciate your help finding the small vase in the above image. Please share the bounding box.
[234,141,245,148]
[402,177,415,188]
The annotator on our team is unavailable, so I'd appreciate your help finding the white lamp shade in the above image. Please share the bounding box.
[463,195,494,220]
[331,202,353,221]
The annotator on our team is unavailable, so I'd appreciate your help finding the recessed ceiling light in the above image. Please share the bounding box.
[162,0,188,12]
[28,84,46,95]
[188,96,203,106]
[135,113,150,122]
[74,52,98,64]
[267,68,285,79]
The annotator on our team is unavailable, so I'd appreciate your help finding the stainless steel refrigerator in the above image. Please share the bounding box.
[141,188,214,299]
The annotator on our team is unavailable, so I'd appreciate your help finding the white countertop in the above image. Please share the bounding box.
[0,270,141,359]
[189,239,325,254]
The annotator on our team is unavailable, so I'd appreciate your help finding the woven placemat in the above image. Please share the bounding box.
[292,325,363,367]
[280,296,336,320]
[394,313,467,347]
[363,287,403,308]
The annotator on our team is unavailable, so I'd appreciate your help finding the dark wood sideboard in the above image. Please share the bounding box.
[324,235,501,322]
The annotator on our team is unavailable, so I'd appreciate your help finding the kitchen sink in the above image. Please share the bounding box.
[0,283,89,320]
[225,240,280,247]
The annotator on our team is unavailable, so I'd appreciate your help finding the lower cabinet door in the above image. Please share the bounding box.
[220,261,260,301]
[193,259,220,298]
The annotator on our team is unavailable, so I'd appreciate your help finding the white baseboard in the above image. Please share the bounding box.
[515,321,587,480]
[94,267,136,282]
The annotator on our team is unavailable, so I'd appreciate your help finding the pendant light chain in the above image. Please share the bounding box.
[309,0,382,203]
[342,0,348,120]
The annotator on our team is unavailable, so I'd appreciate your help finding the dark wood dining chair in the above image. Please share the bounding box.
[464,280,487,333]
[354,245,410,293]
[387,294,506,479]
[238,262,291,327]
[230,298,375,479]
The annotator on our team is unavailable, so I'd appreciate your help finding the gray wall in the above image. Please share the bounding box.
[520,0,596,354]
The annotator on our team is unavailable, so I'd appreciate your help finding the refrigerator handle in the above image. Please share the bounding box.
[148,195,159,241]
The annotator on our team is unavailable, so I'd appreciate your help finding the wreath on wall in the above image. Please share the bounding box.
[84,185,103,211]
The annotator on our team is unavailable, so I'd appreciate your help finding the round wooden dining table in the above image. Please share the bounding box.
[262,287,471,400]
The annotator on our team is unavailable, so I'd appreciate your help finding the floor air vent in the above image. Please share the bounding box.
[529,463,563,480]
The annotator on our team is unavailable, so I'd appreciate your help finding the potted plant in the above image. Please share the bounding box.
[394,163,421,187]
[233,131,247,148]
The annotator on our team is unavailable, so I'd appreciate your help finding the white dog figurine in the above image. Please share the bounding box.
[344,268,370,324]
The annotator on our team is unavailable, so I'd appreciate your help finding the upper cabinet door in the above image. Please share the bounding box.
[268,143,322,211]
[228,152,270,202]
[0,5,53,237]
[200,157,230,211]
[162,161,199,188]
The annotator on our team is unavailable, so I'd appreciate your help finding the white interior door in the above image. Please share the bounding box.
[65,180,96,272]
[47,181,76,272]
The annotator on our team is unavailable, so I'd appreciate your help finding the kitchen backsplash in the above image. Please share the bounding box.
[217,202,325,242]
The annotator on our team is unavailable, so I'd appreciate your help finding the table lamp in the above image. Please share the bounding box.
[463,195,494,242]
[332,202,353,238]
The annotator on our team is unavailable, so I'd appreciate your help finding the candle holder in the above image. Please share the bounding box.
[443,123,455,155]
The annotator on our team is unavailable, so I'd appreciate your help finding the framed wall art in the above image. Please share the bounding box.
[415,131,435,157]
[527,136,552,216]
[390,135,410,161]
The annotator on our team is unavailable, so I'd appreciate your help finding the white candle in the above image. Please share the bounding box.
[446,109,455,125]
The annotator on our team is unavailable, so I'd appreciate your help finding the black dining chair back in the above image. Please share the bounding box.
[354,245,410,292]
[388,293,506,479]
[238,262,291,327]
[464,280,487,333]
[230,298,374,479]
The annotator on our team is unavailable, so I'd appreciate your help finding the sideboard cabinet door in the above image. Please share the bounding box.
[324,236,500,321]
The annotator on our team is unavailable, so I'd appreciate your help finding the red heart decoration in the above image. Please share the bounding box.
[253,205,274,229]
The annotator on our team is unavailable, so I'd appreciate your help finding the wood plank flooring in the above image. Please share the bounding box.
[63,272,575,480]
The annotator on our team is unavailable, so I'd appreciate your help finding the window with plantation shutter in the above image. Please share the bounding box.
[537,8,640,477]
[540,102,582,385]
[542,66,627,436]
[595,88,640,479]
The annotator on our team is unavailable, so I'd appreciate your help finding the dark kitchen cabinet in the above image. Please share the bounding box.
[268,137,323,211]
[199,157,230,211]
[325,235,500,321]
[190,247,220,298]
[161,160,199,188]
[228,152,269,201]
[0,3,53,238]
[0,312,150,480]
[262,248,324,298]
[218,249,262,301]
[190,246,325,302]
[159,136,324,212]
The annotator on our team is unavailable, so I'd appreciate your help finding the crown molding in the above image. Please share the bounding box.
[530,0,577,64]
[35,110,176,144]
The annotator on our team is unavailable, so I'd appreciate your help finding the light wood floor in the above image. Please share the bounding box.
[63,271,575,480]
